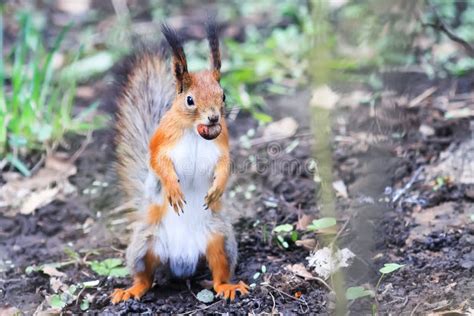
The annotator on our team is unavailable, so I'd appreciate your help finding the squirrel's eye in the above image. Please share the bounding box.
[223,93,226,102]
[186,96,194,107]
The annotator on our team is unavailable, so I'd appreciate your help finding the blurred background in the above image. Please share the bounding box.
[0,0,472,314]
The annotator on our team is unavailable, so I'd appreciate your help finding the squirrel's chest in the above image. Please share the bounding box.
[168,130,220,183]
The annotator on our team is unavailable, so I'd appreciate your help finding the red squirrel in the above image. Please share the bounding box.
[111,20,249,303]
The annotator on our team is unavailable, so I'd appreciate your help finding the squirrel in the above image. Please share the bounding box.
[110,20,249,304]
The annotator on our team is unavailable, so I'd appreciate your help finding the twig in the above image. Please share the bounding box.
[410,301,423,316]
[391,166,424,203]
[182,300,222,315]
[408,87,437,108]
[268,290,276,313]
[421,5,474,57]
[261,283,307,305]
[68,131,93,164]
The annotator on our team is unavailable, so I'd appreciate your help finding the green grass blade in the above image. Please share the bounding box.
[39,23,71,110]
[6,153,31,176]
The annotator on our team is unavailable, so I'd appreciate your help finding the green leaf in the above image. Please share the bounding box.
[252,111,273,123]
[68,285,77,295]
[50,294,67,309]
[103,258,123,269]
[307,217,337,231]
[379,263,404,274]
[273,224,294,233]
[6,154,31,177]
[80,299,90,311]
[82,280,100,288]
[109,267,129,278]
[90,258,128,277]
[345,286,374,300]
[196,289,215,303]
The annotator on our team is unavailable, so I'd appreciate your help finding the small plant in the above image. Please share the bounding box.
[0,12,106,174]
[89,258,129,278]
[273,223,298,249]
[347,262,405,315]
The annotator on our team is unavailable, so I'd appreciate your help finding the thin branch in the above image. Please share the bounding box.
[421,5,474,57]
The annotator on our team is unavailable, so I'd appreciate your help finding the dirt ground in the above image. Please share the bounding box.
[2,74,473,314]
[1,2,474,315]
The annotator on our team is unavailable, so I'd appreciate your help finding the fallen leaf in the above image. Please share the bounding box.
[262,117,298,139]
[310,85,340,109]
[43,265,66,278]
[425,137,474,184]
[285,263,315,280]
[332,180,348,198]
[307,247,355,280]
[0,307,21,316]
[407,202,470,246]
[21,188,59,215]
[50,277,65,293]
[296,214,315,230]
[295,238,317,250]
[0,154,77,216]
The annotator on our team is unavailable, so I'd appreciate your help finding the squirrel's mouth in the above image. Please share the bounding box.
[197,123,222,140]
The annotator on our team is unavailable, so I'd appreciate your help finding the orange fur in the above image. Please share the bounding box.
[206,234,249,300]
[149,70,230,213]
[111,251,158,304]
[147,203,167,225]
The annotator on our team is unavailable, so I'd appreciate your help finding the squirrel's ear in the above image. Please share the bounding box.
[161,23,191,93]
[205,18,221,81]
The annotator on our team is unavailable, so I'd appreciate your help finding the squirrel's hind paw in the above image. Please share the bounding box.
[110,287,146,304]
[214,281,250,301]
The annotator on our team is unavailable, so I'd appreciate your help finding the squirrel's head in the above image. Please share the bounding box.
[162,20,225,140]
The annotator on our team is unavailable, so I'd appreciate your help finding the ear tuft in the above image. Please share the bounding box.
[205,17,221,80]
[161,23,190,92]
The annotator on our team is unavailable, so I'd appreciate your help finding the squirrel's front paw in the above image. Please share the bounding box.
[204,186,223,210]
[166,185,186,214]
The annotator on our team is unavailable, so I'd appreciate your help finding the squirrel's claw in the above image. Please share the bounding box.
[204,188,223,210]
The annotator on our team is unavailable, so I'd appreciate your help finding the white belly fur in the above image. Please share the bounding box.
[152,129,221,277]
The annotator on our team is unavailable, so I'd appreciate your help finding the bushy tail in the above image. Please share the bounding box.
[113,46,174,204]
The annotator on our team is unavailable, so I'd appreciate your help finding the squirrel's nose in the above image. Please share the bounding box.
[208,115,219,124]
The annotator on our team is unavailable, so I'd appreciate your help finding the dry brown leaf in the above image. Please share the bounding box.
[295,238,317,250]
[262,117,298,139]
[285,263,315,280]
[49,277,66,293]
[0,153,77,216]
[43,265,66,278]
[407,202,470,246]
[21,188,59,215]
[0,307,21,316]
[296,214,315,230]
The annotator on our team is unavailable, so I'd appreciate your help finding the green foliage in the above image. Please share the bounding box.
[379,263,404,274]
[89,258,129,278]
[345,286,374,300]
[273,224,294,233]
[307,217,336,231]
[181,1,312,122]
[0,12,106,166]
